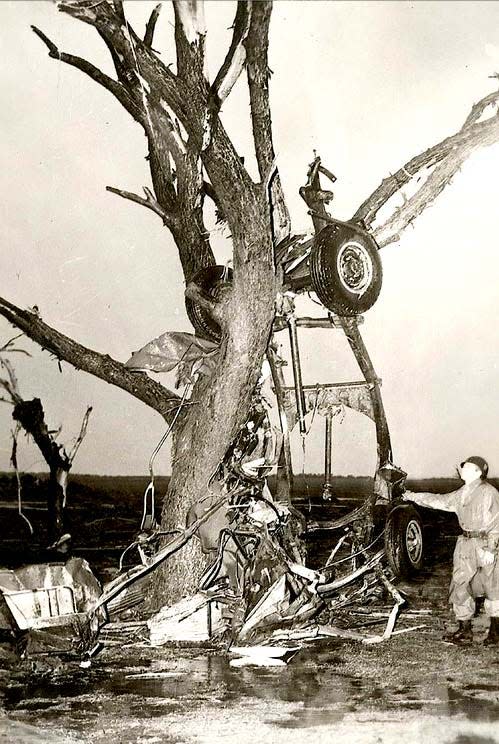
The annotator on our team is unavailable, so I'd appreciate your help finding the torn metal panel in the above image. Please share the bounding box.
[282,381,376,432]
[148,593,226,645]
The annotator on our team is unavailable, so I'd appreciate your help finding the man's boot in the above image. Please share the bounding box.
[474,597,485,617]
[444,620,473,645]
[484,617,499,646]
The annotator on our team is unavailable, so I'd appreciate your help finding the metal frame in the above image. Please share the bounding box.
[272,308,398,538]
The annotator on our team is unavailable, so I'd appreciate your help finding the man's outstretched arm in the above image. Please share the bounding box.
[403,489,458,513]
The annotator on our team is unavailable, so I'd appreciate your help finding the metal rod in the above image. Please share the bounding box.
[287,315,307,434]
[323,412,333,500]
[267,345,294,501]
[207,601,212,639]
[274,316,364,331]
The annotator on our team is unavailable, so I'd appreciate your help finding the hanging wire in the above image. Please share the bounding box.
[299,431,313,513]
[118,384,193,569]
[140,382,192,531]
[11,423,34,536]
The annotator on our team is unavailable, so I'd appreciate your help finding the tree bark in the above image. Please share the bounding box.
[12,398,70,543]
[155,189,276,602]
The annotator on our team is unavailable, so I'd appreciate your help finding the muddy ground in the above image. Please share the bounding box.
[0,475,498,744]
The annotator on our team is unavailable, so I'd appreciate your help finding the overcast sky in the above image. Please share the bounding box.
[2,0,499,479]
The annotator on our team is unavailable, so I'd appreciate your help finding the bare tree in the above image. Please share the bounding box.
[0,336,92,544]
[1,0,499,601]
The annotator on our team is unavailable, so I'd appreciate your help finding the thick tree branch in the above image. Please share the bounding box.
[98,29,137,87]
[31,25,144,124]
[0,297,181,423]
[172,0,207,79]
[352,89,499,232]
[35,12,214,282]
[112,0,125,24]
[144,3,162,48]
[245,0,290,244]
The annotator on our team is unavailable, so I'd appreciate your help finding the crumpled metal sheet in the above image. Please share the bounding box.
[125,331,219,377]
[0,558,102,631]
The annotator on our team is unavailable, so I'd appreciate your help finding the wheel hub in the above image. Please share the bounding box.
[406,519,423,565]
[336,241,373,296]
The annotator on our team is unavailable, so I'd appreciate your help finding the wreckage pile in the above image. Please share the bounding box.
[0,395,426,667]
[0,297,426,663]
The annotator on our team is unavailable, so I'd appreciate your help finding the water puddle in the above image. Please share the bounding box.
[2,641,499,743]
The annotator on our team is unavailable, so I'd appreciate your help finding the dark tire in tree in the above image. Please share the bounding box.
[384,505,424,578]
[310,221,382,316]
[185,265,233,342]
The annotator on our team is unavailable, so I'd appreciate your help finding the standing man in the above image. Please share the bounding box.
[403,456,499,645]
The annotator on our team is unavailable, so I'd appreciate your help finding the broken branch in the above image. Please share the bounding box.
[352,89,499,231]
[211,1,252,104]
[106,185,172,225]
[173,0,207,80]
[462,88,499,128]
[31,26,144,124]
[67,406,93,464]
[0,296,182,423]
[373,151,468,247]
[144,4,162,48]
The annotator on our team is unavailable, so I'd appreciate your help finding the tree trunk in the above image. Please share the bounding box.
[153,192,276,605]
[47,467,68,544]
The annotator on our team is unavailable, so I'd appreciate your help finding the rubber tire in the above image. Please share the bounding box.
[185,265,233,342]
[384,505,424,578]
[310,222,382,316]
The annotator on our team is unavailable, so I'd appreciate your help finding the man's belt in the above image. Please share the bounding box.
[462,530,488,539]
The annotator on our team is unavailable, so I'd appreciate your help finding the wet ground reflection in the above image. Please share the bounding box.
[2,641,499,743]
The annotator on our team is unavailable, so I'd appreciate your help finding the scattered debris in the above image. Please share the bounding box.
[229,645,301,667]
[89,392,421,657]
[0,558,102,632]
[0,558,104,655]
